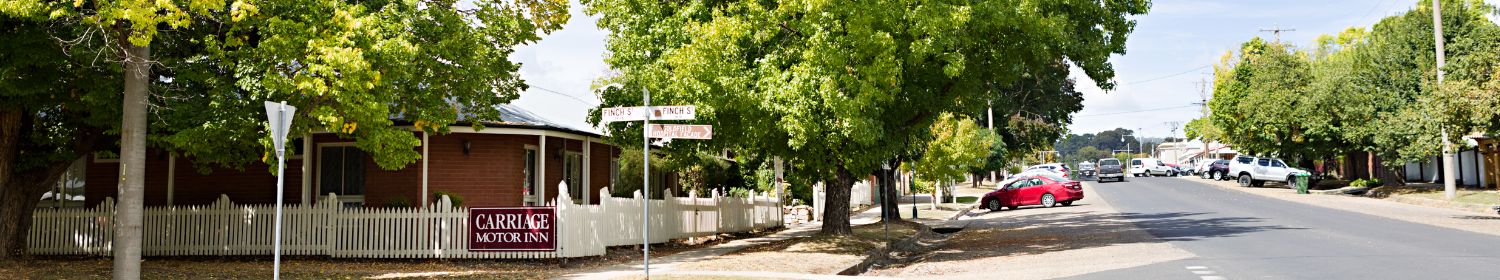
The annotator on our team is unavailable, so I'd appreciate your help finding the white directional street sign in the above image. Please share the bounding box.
[601,105,697,123]
[648,124,713,139]
[601,107,646,123]
[263,101,297,156]
[649,105,696,120]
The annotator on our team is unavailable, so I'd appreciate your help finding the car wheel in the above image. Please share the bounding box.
[1238,174,1252,187]
[1061,201,1074,206]
[1286,176,1297,189]
[1041,193,1056,208]
[987,199,1002,211]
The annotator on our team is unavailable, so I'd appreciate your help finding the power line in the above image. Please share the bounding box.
[1074,105,1198,118]
[1123,65,1212,85]
[530,85,599,105]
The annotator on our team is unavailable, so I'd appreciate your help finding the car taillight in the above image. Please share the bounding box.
[1068,182,1081,190]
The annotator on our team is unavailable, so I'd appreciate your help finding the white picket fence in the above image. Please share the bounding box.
[27,185,781,258]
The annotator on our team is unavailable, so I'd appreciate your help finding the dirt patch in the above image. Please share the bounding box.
[671,222,918,275]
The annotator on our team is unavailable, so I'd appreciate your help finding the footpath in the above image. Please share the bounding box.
[563,208,895,280]
[1177,177,1500,238]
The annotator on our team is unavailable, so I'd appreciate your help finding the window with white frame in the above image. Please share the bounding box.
[523,147,538,204]
[318,145,366,205]
[564,152,583,201]
[610,158,619,189]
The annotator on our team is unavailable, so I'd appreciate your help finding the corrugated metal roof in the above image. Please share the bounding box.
[488,104,602,136]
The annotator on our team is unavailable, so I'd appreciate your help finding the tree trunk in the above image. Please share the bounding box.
[0,109,100,260]
[880,160,901,222]
[0,109,23,259]
[113,42,150,280]
[820,165,855,235]
[0,157,74,260]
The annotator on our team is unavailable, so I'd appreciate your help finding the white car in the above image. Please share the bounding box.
[1129,158,1173,177]
[1229,155,1309,188]
[1025,163,1071,178]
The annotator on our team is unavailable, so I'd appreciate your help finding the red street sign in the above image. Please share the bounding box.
[469,207,556,251]
[648,124,713,139]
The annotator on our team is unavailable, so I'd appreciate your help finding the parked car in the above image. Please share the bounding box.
[1078,161,1096,178]
[1201,159,1231,180]
[1096,158,1126,182]
[1130,158,1173,177]
[1229,155,1310,188]
[1167,164,1190,176]
[1194,160,1213,176]
[982,174,1084,211]
[1026,163,1071,178]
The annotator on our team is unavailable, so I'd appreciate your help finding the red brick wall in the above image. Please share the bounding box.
[172,157,304,206]
[85,149,305,207]
[426,133,537,207]
[588,143,619,204]
[82,131,618,209]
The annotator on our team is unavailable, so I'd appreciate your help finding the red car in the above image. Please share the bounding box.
[982,174,1084,211]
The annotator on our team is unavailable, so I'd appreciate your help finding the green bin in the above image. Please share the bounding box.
[1293,173,1311,194]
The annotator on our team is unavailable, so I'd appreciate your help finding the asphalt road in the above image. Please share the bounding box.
[1068,177,1500,280]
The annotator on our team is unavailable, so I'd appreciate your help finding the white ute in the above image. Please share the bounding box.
[1228,155,1310,188]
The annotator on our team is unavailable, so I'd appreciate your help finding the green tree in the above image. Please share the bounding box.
[0,18,119,261]
[913,114,995,192]
[584,0,1149,235]
[1210,38,1345,165]
[1,0,569,270]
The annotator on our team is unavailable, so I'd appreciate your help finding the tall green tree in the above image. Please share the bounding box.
[1,0,569,271]
[0,17,119,261]
[1210,38,1345,165]
[912,114,994,192]
[584,0,1149,235]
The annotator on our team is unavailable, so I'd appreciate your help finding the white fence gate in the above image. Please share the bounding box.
[28,185,781,259]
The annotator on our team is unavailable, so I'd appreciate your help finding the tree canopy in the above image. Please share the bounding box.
[584,0,1149,234]
[1207,0,1499,170]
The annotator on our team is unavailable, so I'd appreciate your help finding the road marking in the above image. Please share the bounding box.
[1186,265,1226,280]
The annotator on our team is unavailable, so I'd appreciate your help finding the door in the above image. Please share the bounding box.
[1254,158,1272,180]
[1270,159,1290,181]
[1002,180,1027,206]
[1019,178,1048,205]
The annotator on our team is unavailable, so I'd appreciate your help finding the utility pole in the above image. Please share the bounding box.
[1164,121,1181,163]
[1194,76,1212,160]
[1434,0,1458,200]
[1260,24,1296,42]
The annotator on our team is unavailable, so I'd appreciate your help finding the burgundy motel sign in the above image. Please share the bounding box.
[469,207,556,251]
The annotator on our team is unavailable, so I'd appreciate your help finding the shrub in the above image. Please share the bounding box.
[432,191,465,208]
[383,196,413,208]
[1349,178,1368,188]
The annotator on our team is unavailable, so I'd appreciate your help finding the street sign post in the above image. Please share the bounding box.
[600,97,708,279]
[262,101,296,280]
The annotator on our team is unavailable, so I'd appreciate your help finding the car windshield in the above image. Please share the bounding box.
[1100,159,1120,165]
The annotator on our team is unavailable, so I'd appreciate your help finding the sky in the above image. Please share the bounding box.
[507,0,1494,138]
